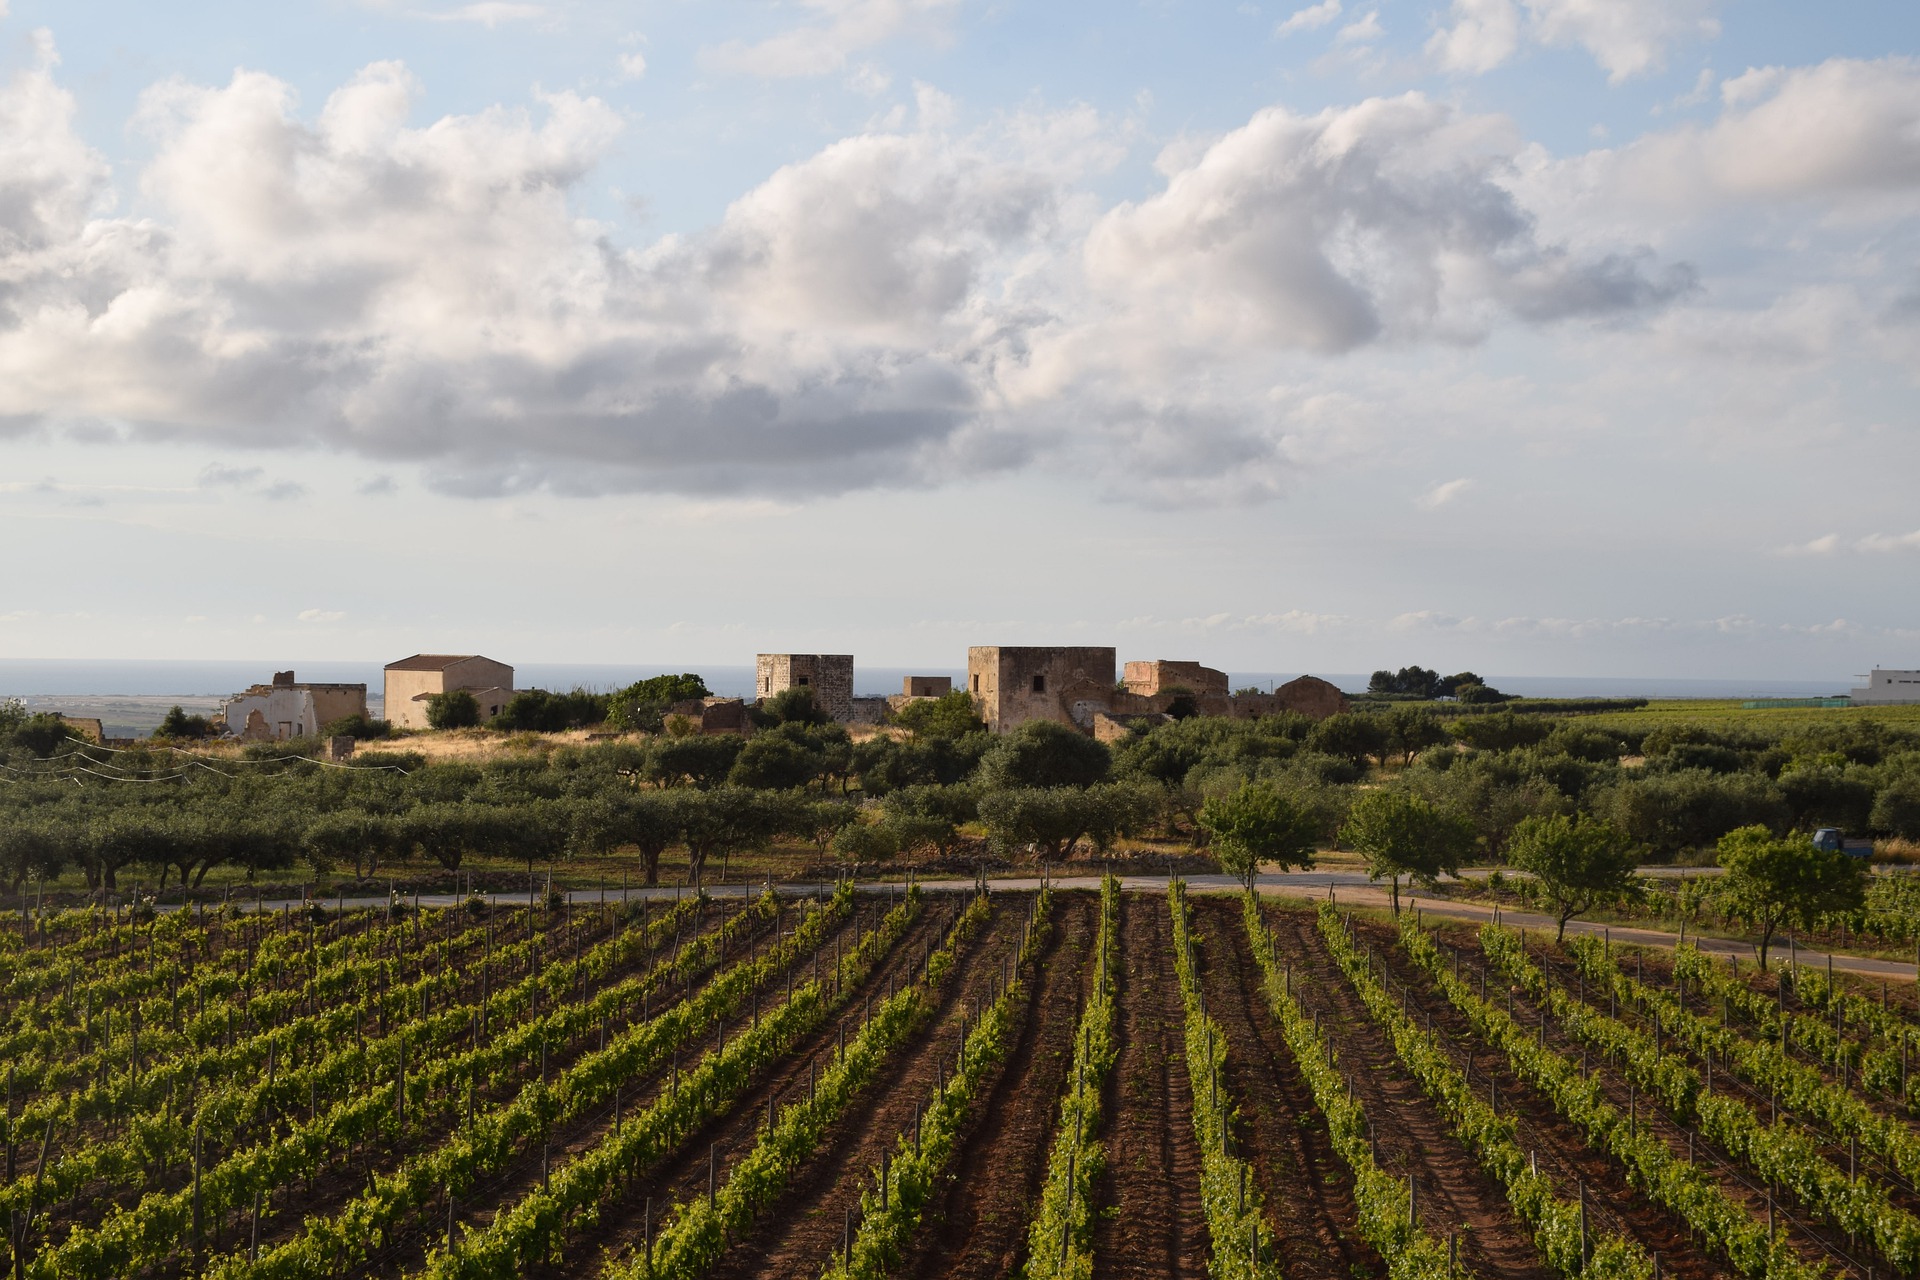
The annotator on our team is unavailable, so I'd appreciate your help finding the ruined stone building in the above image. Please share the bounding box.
[964,647,1348,738]
[755,654,889,724]
[220,671,368,741]
[382,655,514,730]
[967,646,1119,733]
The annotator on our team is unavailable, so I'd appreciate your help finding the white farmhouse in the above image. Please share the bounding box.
[1851,669,1920,705]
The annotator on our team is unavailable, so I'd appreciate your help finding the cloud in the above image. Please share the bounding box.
[358,474,399,495]
[1416,477,1474,509]
[198,464,265,487]
[1335,11,1383,44]
[1082,95,1692,355]
[296,609,346,623]
[262,480,309,501]
[1595,58,1920,206]
[0,47,1695,506]
[700,0,957,79]
[1428,0,1718,82]
[417,3,544,26]
[615,52,647,81]
[1857,530,1920,553]
[1275,0,1341,37]
[1777,533,1840,556]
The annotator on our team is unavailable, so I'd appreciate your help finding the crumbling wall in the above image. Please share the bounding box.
[967,646,1117,734]
[755,654,855,721]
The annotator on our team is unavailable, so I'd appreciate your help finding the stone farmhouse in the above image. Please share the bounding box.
[383,655,514,730]
[219,671,368,741]
[742,646,1346,738]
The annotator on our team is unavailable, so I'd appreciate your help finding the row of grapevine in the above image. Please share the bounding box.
[1021,873,1118,1280]
[1314,903,1652,1280]
[1166,883,1275,1280]
[414,886,924,1280]
[1570,938,1920,1187]
[820,886,1056,1280]
[18,893,755,1280]
[618,890,995,1280]
[1394,915,1828,1280]
[1240,898,1466,1280]
[1667,947,1920,1111]
[1,894,716,1252]
[1481,926,1920,1272]
[211,886,850,1280]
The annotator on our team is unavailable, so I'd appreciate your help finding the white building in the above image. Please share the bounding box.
[1851,669,1920,705]
[221,672,368,741]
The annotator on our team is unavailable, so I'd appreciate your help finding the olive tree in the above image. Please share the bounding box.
[1340,790,1475,915]
[1198,780,1319,891]
[1506,812,1639,941]
[1718,824,1866,970]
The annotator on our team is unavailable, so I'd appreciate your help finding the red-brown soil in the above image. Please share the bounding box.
[704,896,1031,1280]
[1088,892,1208,1280]
[1266,904,1554,1280]
[894,892,1096,1280]
[1188,896,1382,1280]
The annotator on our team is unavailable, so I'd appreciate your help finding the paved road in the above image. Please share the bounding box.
[125,864,1912,984]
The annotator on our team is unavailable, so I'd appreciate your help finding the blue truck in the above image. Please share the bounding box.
[1813,828,1876,858]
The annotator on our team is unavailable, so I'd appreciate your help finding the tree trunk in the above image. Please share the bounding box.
[1389,876,1401,916]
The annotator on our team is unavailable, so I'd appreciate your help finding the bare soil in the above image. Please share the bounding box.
[1188,897,1382,1280]
[1266,904,1554,1280]
[1088,892,1209,1280]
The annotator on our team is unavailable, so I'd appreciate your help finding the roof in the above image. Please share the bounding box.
[384,654,499,672]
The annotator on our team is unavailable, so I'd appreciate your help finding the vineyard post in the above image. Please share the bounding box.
[1059,1145,1076,1266]
[1577,1180,1588,1266]
[191,1117,204,1268]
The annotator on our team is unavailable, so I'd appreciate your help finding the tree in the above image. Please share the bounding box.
[755,687,830,728]
[976,720,1111,790]
[1506,812,1639,941]
[1340,790,1475,915]
[1307,713,1388,769]
[1873,777,1920,840]
[607,673,711,733]
[1382,706,1450,767]
[493,688,610,732]
[155,706,215,740]
[1198,780,1319,890]
[1447,712,1552,752]
[1719,824,1866,970]
[894,691,985,739]
[830,819,900,874]
[978,786,1103,861]
[728,726,826,790]
[426,690,482,730]
[320,713,392,741]
[672,787,787,885]
[645,734,745,789]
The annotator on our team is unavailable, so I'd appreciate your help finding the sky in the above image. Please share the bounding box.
[0,0,1916,683]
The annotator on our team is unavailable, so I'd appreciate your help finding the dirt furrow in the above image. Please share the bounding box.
[1327,912,1726,1280]
[356,896,836,1279]
[1089,892,1208,1280]
[702,894,1028,1280]
[895,892,1096,1280]
[1188,896,1382,1280]
[537,893,958,1280]
[1269,905,1553,1280]
[1413,921,1843,1280]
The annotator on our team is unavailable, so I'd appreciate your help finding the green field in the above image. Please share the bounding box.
[1577,698,1920,733]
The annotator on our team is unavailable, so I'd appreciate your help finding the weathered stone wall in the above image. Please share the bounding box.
[1121,660,1229,697]
[902,675,952,697]
[967,646,1117,734]
[755,654,855,722]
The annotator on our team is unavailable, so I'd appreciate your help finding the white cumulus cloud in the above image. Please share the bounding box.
[1275,0,1341,37]
[1429,0,1719,82]
[1417,477,1474,509]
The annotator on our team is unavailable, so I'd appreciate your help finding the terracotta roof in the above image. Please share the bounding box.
[384,654,489,671]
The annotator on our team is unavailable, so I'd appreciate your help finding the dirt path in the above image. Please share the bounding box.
[895,892,1096,1280]
[699,895,1031,1280]
[1268,905,1553,1280]
[1088,892,1208,1280]
[1188,898,1382,1280]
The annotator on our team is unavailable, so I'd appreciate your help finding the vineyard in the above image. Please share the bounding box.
[4,885,1919,1280]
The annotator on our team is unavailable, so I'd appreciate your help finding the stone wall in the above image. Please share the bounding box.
[967,646,1117,733]
[1122,660,1229,697]
[755,654,856,722]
